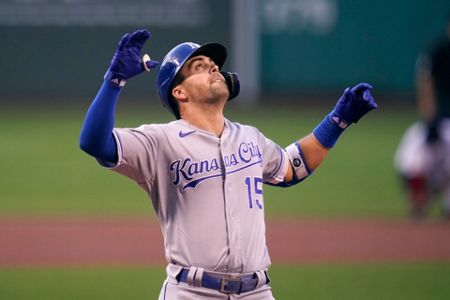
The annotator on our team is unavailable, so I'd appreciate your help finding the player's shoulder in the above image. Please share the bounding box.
[131,120,184,131]
[226,119,268,141]
[225,118,260,133]
[117,120,185,139]
[225,119,275,146]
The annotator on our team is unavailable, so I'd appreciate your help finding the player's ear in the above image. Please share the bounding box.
[172,85,188,102]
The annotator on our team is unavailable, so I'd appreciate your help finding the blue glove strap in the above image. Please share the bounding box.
[104,70,127,87]
[79,80,121,164]
[312,115,346,149]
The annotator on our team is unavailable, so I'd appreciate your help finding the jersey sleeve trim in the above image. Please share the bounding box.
[265,147,289,184]
[96,129,122,169]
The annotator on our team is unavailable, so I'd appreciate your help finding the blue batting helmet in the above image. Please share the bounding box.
[157,42,227,117]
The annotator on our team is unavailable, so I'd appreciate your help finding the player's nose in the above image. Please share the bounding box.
[209,61,219,73]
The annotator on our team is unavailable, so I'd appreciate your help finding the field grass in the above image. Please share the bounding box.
[1,103,448,300]
[1,263,449,299]
[0,103,423,218]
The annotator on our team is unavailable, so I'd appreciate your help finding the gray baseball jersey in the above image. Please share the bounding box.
[106,118,289,274]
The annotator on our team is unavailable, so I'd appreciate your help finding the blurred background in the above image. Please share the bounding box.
[1,0,450,299]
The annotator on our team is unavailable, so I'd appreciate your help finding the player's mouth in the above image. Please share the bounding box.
[211,73,225,85]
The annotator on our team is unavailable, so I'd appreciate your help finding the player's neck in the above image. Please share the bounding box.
[181,107,225,137]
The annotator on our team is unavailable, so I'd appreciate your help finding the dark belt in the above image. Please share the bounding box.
[177,268,268,294]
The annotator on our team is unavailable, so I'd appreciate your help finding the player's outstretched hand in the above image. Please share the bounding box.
[330,83,378,125]
[107,29,159,81]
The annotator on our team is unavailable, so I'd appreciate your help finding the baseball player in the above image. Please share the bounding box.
[79,29,377,299]
[394,15,450,219]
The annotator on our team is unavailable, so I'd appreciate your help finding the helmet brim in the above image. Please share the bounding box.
[188,43,227,69]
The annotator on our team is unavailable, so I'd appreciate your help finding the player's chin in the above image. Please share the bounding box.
[211,84,229,99]
[211,81,226,89]
[219,90,230,102]
[206,93,228,105]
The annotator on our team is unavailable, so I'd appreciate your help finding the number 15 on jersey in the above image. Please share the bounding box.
[245,176,263,209]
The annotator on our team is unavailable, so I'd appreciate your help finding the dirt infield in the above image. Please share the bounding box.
[1,217,450,267]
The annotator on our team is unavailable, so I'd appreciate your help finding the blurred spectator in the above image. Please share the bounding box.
[394,14,450,219]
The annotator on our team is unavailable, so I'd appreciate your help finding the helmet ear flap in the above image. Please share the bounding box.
[220,71,240,101]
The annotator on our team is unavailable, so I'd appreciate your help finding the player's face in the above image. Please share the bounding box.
[177,55,229,103]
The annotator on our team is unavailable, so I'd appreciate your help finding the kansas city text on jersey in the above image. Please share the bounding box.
[170,141,262,190]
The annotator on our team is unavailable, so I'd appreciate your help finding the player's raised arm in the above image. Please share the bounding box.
[79,29,159,164]
[283,83,378,184]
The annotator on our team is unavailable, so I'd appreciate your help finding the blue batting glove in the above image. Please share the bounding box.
[329,83,378,127]
[105,29,159,85]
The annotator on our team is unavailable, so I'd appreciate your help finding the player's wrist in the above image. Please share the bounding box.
[328,109,350,129]
[312,114,346,149]
[104,70,127,88]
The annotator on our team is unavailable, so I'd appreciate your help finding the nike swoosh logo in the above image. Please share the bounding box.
[179,130,196,138]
